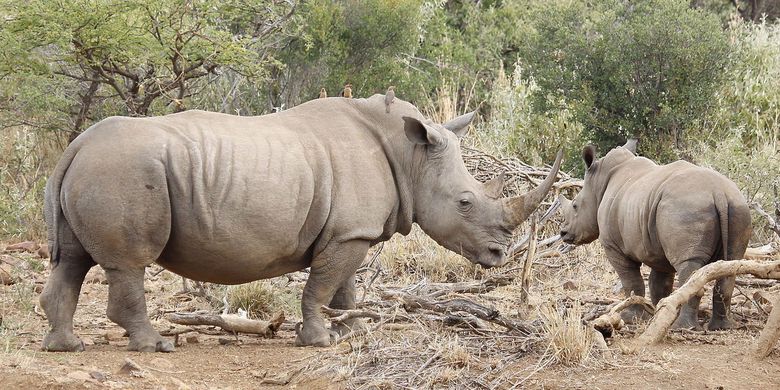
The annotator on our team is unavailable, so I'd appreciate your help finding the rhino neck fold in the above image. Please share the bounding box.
[356,111,416,239]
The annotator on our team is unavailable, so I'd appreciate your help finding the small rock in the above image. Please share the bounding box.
[33,283,44,293]
[5,241,39,253]
[37,244,50,259]
[85,268,108,284]
[104,330,125,342]
[0,264,17,285]
[169,377,191,390]
[82,337,95,346]
[611,280,623,295]
[185,335,199,344]
[218,338,238,345]
[67,370,93,382]
[150,357,173,370]
[562,280,578,290]
[117,357,144,376]
[90,371,107,382]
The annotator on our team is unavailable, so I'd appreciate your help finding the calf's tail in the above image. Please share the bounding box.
[714,193,730,261]
[45,139,83,266]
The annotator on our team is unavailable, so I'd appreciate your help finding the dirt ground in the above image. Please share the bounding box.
[2,241,780,389]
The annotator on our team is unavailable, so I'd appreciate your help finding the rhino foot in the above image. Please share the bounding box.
[707,317,736,331]
[42,332,85,352]
[619,304,652,324]
[128,335,175,353]
[295,322,336,347]
[671,315,702,330]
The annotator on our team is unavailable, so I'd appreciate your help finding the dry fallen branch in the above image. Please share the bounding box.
[321,306,382,323]
[591,296,655,338]
[633,260,780,348]
[379,289,537,334]
[166,311,285,337]
[750,293,780,360]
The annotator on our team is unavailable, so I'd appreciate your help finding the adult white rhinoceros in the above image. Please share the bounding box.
[41,94,562,352]
[559,140,751,330]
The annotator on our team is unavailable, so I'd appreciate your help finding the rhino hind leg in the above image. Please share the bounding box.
[648,269,674,305]
[708,275,736,330]
[104,267,174,352]
[605,250,650,323]
[296,240,369,347]
[329,275,366,337]
[671,260,705,330]
[40,238,95,352]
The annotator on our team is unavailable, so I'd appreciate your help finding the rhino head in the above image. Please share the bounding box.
[402,113,563,268]
[559,140,637,245]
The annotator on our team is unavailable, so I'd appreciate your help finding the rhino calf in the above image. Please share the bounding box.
[559,140,751,330]
[40,94,562,352]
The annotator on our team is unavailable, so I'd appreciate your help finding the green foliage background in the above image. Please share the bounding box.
[0,0,778,240]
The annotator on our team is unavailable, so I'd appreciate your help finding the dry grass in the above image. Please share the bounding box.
[538,302,594,366]
[226,278,302,320]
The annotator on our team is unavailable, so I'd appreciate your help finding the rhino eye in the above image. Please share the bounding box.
[458,199,473,211]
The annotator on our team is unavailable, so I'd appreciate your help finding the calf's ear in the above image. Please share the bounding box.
[623,138,638,154]
[443,111,476,138]
[403,116,444,146]
[582,145,597,169]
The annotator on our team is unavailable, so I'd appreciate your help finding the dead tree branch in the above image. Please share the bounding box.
[633,260,780,348]
[750,293,780,360]
[591,295,655,338]
[166,311,284,337]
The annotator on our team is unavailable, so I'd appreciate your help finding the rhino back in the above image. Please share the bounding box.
[62,109,399,284]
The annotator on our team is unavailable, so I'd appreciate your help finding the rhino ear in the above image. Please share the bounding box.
[582,145,597,169]
[443,111,476,138]
[623,138,638,154]
[403,116,444,146]
[484,172,505,199]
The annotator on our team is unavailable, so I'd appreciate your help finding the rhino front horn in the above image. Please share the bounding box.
[505,149,563,227]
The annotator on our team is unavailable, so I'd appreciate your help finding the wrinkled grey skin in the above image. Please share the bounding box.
[40,94,562,352]
[559,140,751,330]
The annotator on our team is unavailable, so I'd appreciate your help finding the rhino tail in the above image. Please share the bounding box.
[714,193,730,261]
[45,139,82,266]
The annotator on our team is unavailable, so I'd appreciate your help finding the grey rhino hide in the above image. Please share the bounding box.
[559,140,751,330]
[40,94,562,352]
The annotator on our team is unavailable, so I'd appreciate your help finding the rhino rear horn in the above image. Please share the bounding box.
[505,150,563,227]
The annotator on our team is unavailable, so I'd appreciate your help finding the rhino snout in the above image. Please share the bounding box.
[560,230,574,244]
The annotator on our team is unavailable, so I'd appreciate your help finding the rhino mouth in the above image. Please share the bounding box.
[477,243,508,269]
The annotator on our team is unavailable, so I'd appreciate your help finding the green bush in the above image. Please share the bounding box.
[514,0,730,162]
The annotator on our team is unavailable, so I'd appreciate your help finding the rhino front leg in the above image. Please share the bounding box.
[104,267,174,352]
[708,275,736,330]
[605,249,649,323]
[671,260,705,330]
[329,275,366,337]
[296,240,369,347]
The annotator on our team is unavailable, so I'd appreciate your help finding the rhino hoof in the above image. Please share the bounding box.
[707,318,736,331]
[42,333,85,352]
[128,338,175,352]
[294,323,334,347]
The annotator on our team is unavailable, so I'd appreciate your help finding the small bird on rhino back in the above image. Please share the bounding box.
[340,83,352,98]
[385,86,395,113]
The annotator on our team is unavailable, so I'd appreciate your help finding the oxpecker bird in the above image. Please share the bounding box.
[385,86,395,113]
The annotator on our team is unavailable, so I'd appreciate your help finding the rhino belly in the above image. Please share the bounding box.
[157,239,313,284]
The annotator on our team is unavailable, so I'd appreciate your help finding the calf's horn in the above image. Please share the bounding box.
[505,149,563,227]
